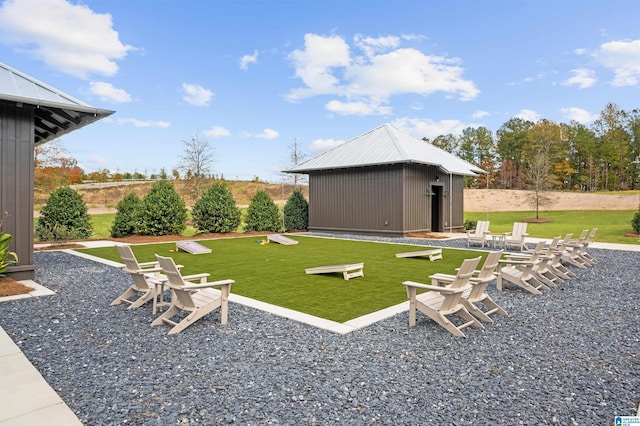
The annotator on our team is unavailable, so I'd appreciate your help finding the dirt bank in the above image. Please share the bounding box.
[464,189,639,212]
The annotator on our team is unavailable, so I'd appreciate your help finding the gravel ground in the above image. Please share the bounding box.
[0,235,638,425]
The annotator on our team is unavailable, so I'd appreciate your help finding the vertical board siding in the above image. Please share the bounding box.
[306,163,467,236]
[0,104,35,278]
[309,165,404,234]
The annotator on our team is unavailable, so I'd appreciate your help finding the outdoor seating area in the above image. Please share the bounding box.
[1,228,638,424]
[405,228,600,335]
[111,245,234,334]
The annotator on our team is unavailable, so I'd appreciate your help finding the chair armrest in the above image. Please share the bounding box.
[182,279,234,289]
[182,273,211,282]
[403,281,464,294]
[498,259,535,266]
[138,261,160,268]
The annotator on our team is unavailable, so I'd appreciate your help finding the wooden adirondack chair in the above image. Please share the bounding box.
[504,222,528,251]
[556,232,590,269]
[429,251,508,323]
[505,241,562,289]
[111,245,166,311]
[466,220,490,248]
[152,255,234,335]
[403,256,484,337]
[575,228,598,265]
[497,249,550,295]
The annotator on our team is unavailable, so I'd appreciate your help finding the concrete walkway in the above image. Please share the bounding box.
[0,326,82,425]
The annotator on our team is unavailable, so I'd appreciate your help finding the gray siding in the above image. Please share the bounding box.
[308,165,405,236]
[307,163,467,237]
[0,103,35,279]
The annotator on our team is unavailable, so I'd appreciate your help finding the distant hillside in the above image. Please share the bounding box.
[34,179,308,208]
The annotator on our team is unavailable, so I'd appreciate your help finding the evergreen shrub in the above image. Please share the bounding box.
[244,189,280,232]
[136,181,187,236]
[110,192,142,238]
[36,186,92,242]
[191,181,241,233]
[283,189,308,231]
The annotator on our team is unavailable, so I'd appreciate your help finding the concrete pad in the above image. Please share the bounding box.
[0,328,82,425]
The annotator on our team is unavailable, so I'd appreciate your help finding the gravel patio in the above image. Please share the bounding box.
[0,236,638,425]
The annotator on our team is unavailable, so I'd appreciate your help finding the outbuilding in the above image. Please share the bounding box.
[284,124,484,237]
[0,62,113,279]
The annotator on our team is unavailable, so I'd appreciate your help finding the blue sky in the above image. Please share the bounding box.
[1,0,639,182]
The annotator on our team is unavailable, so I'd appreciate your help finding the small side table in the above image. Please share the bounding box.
[490,233,506,249]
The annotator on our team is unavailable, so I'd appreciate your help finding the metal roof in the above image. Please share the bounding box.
[0,62,114,145]
[284,123,486,176]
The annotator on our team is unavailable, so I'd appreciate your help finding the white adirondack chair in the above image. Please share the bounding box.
[111,245,166,311]
[429,251,508,323]
[504,222,528,251]
[466,220,490,248]
[403,256,484,337]
[152,255,234,335]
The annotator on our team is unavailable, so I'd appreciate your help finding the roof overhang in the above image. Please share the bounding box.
[284,160,484,177]
[0,62,114,145]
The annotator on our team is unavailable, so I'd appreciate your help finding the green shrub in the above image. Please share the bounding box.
[283,189,308,231]
[0,215,18,277]
[36,186,92,241]
[136,181,187,236]
[191,182,241,233]
[244,189,280,232]
[632,207,640,233]
[110,193,142,238]
[464,219,477,231]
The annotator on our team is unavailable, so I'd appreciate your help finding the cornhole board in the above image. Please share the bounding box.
[305,263,364,281]
[395,248,442,261]
[267,234,299,245]
[176,241,212,254]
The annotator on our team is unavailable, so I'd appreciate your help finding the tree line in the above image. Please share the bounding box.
[425,102,640,192]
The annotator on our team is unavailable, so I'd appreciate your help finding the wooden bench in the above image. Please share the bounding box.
[395,248,443,261]
[304,263,364,281]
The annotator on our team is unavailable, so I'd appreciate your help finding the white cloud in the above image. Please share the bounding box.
[391,117,471,139]
[309,138,345,152]
[0,0,133,78]
[89,81,131,103]
[239,50,258,70]
[111,118,170,128]
[203,126,231,138]
[255,128,279,139]
[472,110,489,119]
[515,109,541,122]
[594,39,640,86]
[326,99,391,116]
[286,33,478,115]
[562,68,596,89]
[560,107,598,124]
[574,48,587,55]
[182,83,213,106]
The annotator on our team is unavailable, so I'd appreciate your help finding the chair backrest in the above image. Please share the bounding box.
[545,236,561,253]
[441,256,482,312]
[586,228,597,243]
[474,221,490,236]
[576,229,589,242]
[116,245,142,272]
[155,254,196,309]
[512,222,527,239]
[475,251,502,280]
[530,240,546,254]
[116,245,152,290]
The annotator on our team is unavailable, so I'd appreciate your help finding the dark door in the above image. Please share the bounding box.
[431,185,443,232]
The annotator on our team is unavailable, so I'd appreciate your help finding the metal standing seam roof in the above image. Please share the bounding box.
[284,123,486,176]
[0,62,114,144]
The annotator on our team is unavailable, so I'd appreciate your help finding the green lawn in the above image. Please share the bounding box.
[465,210,639,245]
[78,236,487,323]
